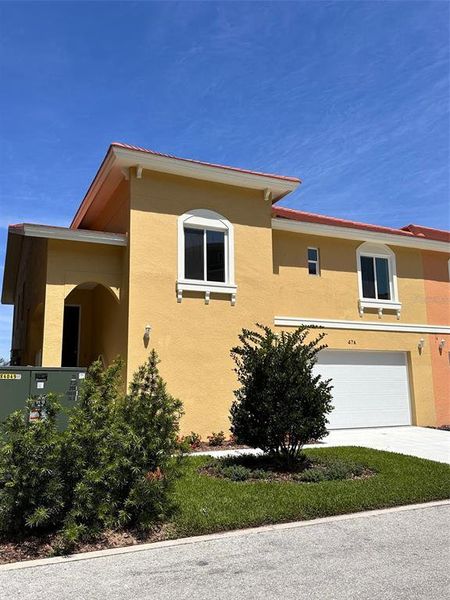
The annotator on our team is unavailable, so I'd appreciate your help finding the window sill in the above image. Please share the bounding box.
[358,298,402,319]
[176,280,237,305]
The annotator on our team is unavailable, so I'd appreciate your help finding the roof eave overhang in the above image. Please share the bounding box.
[272,217,450,253]
[18,223,127,246]
[71,146,300,229]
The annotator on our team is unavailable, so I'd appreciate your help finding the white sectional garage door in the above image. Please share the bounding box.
[314,351,412,429]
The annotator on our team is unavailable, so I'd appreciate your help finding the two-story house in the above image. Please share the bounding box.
[2,143,449,434]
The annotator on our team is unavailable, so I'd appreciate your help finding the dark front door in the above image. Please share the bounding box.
[61,305,80,367]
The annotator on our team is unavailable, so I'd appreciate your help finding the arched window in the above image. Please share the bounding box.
[356,242,401,318]
[177,209,236,305]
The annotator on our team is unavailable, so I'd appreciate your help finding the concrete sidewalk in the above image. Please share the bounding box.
[1,502,449,599]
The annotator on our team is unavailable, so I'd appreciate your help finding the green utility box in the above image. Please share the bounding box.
[0,366,87,427]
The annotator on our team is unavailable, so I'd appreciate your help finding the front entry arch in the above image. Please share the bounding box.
[62,282,121,368]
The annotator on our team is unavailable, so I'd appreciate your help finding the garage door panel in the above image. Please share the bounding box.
[314,351,411,429]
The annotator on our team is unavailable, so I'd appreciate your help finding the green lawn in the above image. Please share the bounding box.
[172,447,450,538]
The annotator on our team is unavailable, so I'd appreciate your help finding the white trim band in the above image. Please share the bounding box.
[274,316,450,334]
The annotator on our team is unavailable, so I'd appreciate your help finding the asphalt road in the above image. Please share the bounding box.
[1,503,449,600]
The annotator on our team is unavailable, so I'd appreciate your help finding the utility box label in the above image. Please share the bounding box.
[0,373,22,380]
[29,396,47,422]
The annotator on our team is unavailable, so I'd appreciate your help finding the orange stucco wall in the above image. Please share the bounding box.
[422,251,450,425]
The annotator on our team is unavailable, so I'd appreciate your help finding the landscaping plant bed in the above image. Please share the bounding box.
[0,524,173,565]
[1,447,449,564]
[188,441,251,453]
[198,454,374,483]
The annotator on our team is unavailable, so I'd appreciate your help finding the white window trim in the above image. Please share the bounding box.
[307,247,320,276]
[177,209,236,305]
[356,242,401,319]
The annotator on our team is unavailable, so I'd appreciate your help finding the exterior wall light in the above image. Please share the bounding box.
[439,339,446,353]
[418,338,425,353]
[144,325,151,340]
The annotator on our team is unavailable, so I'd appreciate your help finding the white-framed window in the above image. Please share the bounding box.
[177,209,236,304]
[356,242,401,318]
[307,247,320,275]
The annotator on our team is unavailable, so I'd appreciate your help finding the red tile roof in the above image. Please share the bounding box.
[272,206,450,243]
[111,142,301,183]
[401,224,450,243]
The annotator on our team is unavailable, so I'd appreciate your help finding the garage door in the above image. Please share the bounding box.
[314,351,412,429]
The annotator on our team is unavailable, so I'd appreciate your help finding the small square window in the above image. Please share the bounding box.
[307,247,320,276]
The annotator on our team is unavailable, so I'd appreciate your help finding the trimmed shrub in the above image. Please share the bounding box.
[0,395,65,536]
[61,351,184,543]
[230,324,333,463]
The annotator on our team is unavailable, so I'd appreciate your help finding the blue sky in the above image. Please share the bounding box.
[0,1,449,358]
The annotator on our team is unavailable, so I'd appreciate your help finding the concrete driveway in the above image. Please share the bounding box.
[317,426,450,464]
[196,426,450,464]
[1,502,448,600]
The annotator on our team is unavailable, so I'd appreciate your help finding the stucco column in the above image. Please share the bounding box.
[41,283,65,367]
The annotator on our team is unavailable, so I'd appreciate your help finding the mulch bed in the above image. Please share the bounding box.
[198,464,374,483]
[188,442,250,452]
[0,524,174,565]
[188,439,320,453]
[427,425,450,431]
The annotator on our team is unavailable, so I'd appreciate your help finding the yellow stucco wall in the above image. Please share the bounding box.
[126,170,275,434]
[120,169,439,435]
[272,230,428,323]
[42,239,126,367]
[15,167,443,434]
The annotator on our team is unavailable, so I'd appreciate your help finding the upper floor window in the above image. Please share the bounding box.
[356,242,401,318]
[177,209,236,304]
[308,247,320,275]
[360,255,390,300]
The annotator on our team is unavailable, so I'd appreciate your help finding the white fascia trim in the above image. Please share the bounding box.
[21,224,127,246]
[274,316,450,334]
[112,147,299,200]
[272,218,450,253]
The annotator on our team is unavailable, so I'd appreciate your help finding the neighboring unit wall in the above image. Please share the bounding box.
[272,229,437,427]
[272,230,428,323]
[127,169,275,436]
[422,251,450,426]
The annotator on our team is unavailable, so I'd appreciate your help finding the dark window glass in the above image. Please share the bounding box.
[185,228,204,280]
[308,261,318,275]
[206,230,225,282]
[308,248,318,261]
[375,257,390,300]
[361,256,376,298]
